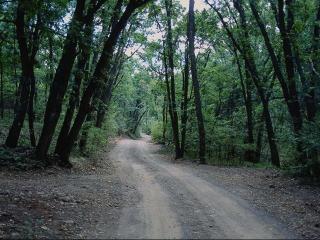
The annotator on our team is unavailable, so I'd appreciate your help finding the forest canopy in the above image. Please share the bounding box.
[0,0,320,178]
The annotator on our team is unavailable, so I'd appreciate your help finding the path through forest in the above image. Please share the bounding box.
[2,136,320,239]
[110,135,294,239]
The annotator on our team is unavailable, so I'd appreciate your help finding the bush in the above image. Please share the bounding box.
[150,121,163,143]
[81,111,118,156]
[85,127,109,155]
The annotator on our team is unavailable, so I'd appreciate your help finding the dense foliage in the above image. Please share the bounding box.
[0,0,320,178]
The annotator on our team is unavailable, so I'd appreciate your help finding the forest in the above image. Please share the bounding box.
[0,0,320,173]
[1,0,320,239]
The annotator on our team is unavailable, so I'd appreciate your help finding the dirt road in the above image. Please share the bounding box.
[110,136,295,239]
[3,136,319,239]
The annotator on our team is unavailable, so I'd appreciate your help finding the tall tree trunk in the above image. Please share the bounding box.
[58,0,150,165]
[0,47,3,119]
[188,0,206,164]
[5,0,31,148]
[46,34,54,99]
[12,38,19,116]
[28,72,36,147]
[162,94,168,143]
[94,0,125,126]
[55,20,94,155]
[165,0,182,159]
[255,116,264,163]
[180,44,189,154]
[54,57,85,155]
[261,98,280,166]
[95,40,125,128]
[36,0,86,159]
[93,0,130,128]
[243,67,255,163]
[27,13,42,147]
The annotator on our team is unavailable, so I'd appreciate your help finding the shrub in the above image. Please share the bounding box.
[150,121,163,143]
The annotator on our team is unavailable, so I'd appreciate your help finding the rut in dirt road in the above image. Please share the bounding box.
[110,136,295,239]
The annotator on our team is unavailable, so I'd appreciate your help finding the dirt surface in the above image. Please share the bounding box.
[0,145,124,239]
[0,136,320,239]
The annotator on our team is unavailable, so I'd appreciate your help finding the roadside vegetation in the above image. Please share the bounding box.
[0,0,320,181]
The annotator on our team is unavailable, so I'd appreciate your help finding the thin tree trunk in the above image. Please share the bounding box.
[243,64,256,163]
[261,98,280,166]
[162,94,168,143]
[255,116,264,163]
[165,0,182,159]
[47,34,54,99]
[28,72,36,147]
[0,47,3,119]
[188,0,206,163]
[180,44,189,154]
[12,38,20,116]
[163,46,173,121]
[27,13,42,147]
[5,0,31,148]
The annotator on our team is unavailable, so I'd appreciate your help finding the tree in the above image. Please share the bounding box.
[187,0,206,164]
[206,0,280,166]
[5,0,41,148]
[164,0,183,159]
[1,0,319,174]
[58,0,152,166]
[180,42,190,154]
[249,0,304,164]
[36,0,103,160]
[55,11,95,155]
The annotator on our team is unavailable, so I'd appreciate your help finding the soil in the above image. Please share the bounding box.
[0,135,319,239]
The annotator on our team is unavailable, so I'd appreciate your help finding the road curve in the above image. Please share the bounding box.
[110,135,294,239]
